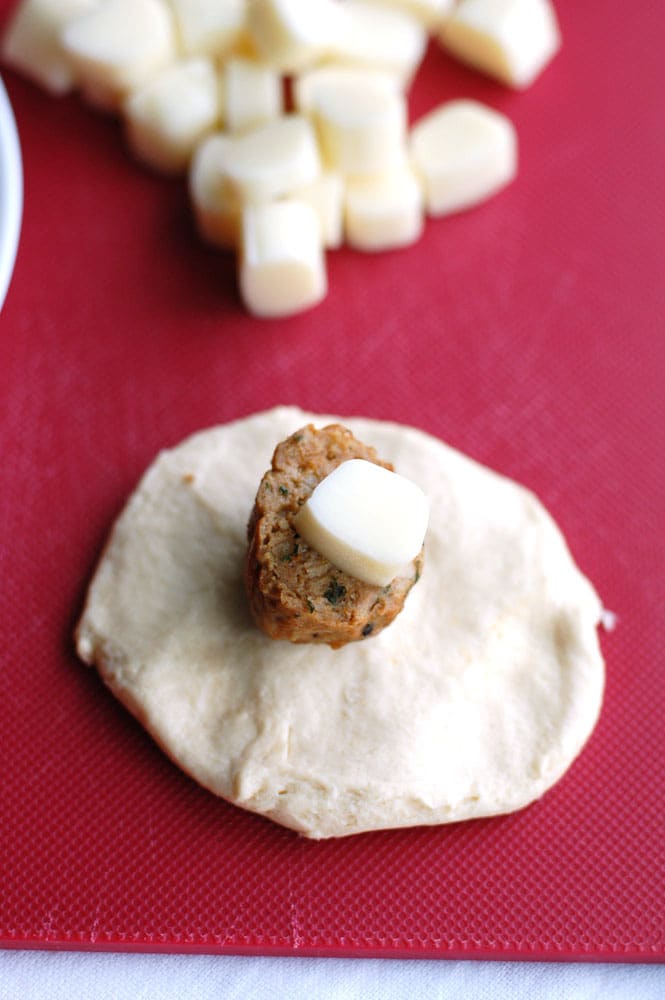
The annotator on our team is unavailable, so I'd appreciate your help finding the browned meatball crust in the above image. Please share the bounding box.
[244,423,423,648]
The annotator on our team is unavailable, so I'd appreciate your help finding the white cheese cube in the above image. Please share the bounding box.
[223,56,282,134]
[239,199,327,318]
[295,171,344,249]
[60,0,177,111]
[293,65,403,116]
[0,0,99,95]
[329,0,427,87]
[356,0,455,29]
[294,459,429,587]
[124,57,220,174]
[189,133,241,248]
[344,165,423,251]
[410,99,517,216]
[215,114,321,204]
[305,73,407,176]
[439,0,561,89]
[246,0,343,73]
[167,0,247,59]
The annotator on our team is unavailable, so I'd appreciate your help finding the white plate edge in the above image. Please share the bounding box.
[0,74,23,312]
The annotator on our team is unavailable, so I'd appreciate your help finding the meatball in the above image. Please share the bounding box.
[244,423,423,648]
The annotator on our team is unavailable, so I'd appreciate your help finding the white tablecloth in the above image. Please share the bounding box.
[1,953,663,999]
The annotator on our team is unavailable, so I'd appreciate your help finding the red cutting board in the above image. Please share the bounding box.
[1,1,663,960]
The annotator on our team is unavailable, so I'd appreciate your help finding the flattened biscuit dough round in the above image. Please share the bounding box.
[76,407,605,839]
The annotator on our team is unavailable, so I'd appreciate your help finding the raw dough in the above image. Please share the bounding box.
[75,407,605,838]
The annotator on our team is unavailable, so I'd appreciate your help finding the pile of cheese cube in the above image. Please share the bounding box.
[2,0,561,318]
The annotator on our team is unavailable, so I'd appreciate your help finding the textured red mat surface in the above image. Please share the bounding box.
[1,1,663,960]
